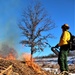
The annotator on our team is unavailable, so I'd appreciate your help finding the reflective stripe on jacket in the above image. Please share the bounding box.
[58,30,70,47]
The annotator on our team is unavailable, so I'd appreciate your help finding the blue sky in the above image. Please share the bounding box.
[0,0,75,57]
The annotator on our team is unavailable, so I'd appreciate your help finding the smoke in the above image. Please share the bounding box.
[0,0,21,48]
[0,0,24,58]
[0,43,17,58]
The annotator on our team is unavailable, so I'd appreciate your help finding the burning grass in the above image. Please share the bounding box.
[0,52,75,75]
[22,53,42,73]
[0,52,51,75]
[0,59,51,75]
[0,59,75,75]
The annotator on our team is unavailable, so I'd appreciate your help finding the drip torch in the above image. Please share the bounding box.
[45,42,59,56]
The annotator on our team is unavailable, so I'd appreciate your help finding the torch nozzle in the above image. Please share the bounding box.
[44,42,51,47]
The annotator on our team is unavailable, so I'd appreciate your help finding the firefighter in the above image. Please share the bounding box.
[55,24,71,73]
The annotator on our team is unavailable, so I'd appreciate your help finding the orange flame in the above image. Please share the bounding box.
[0,53,16,60]
[22,53,42,73]
[6,53,16,60]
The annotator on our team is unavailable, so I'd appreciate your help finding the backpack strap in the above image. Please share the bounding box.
[67,31,72,40]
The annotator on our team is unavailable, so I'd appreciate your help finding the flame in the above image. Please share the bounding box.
[22,53,42,73]
[0,53,16,60]
[6,53,16,60]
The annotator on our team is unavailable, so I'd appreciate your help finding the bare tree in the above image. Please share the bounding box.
[18,1,55,58]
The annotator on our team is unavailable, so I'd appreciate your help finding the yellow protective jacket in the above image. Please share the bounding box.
[58,30,71,47]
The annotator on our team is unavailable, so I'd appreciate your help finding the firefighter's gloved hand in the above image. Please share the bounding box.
[55,44,59,48]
